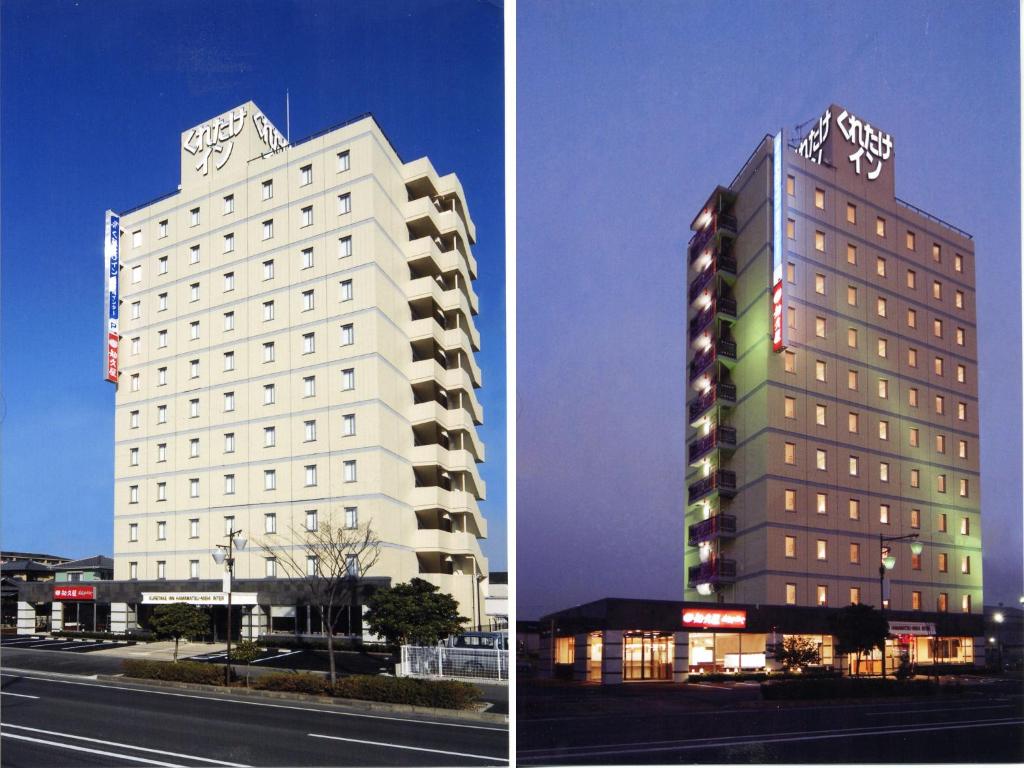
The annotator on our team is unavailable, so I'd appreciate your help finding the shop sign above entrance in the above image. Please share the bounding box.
[681,609,747,629]
[888,621,935,636]
[54,585,95,601]
[141,592,259,606]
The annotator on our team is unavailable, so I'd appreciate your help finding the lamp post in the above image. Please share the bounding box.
[212,528,246,686]
[878,532,922,679]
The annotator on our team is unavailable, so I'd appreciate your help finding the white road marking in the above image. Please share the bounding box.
[866,703,1015,716]
[518,717,1024,761]
[308,732,508,762]
[0,692,39,699]
[252,650,302,664]
[2,724,248,766]
[0,732,185,767]
[0,672,507,731]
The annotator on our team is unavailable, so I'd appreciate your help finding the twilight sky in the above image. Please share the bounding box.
[518,0,1022,618]
[0,0,506,569]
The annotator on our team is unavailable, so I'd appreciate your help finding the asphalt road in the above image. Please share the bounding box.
[517,676,1024,764]
[0,669,508,767]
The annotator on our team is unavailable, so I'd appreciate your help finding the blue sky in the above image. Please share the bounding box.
[518,0,1021,618]
[0,0,506,569]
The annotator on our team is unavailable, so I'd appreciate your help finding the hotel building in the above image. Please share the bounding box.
[541,104,984,682]
[18,101,489,637]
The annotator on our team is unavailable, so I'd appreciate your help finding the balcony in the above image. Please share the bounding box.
[688,426,737,465]
[688,340,737,383]
[687,254,738,304]
[687,558,737,587]
[688,470,737,503]
[688,382,737,424]
[687,214,739,264]
[687,514,737,546]
[689,296,738,342]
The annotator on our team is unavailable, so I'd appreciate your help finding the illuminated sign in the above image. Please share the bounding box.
[796,108,831,164]
[141,592,259,605]
[103,210,120,384]
[888,621,935,636]
[54,585,95,601]
[682,609,747,629]
[771,280,784,351]
[837,108,893,180]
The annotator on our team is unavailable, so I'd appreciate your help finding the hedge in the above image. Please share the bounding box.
[257,635,394,654]
[123,659,232,685]
[252,672,331,695]
[761,677,940,700]
[251,673,481,709]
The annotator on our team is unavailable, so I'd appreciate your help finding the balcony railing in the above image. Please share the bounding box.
[688,213,738,263]
[688,470,737,502]
[687,382,737,422]
[687,558,737,586]
[688,426,737,463]
[687,514,737,546]
[718,338,737,360]
[689,297,738,342]
[688,255,738,304]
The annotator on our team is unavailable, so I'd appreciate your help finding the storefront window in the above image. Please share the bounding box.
[623,631,673,681]
[783,634,833,667]
[588,631,603,682]
[554,636,575,665]
[689,633,767,672]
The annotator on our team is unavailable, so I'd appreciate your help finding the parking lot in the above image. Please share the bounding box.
[0,636,131,654]
[187,646,397,676]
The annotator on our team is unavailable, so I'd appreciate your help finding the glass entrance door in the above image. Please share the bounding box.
[623,631,673,681]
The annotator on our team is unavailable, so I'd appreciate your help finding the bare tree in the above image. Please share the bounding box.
[260,516,381,684]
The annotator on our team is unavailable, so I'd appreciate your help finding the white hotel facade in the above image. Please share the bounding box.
[86,102,489,636]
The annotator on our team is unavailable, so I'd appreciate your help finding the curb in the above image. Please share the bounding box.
[96,675,509,724]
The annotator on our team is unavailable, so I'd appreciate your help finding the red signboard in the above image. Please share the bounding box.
[106,332,119,384]
[771,280,784,351]
[54,585,95,601]
[681,609,747,629]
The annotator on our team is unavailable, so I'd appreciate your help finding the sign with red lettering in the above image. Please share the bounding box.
[106,332,119,383]
[682,609,747,629]
[53,585,95,601]
[771,280,784,351]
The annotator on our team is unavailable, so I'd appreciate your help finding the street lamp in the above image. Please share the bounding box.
[878,533,921,679]
[212,528,246,686]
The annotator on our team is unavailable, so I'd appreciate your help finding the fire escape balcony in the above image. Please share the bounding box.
[688,339,737,384]
[687,514,738,546]
[687,558,737,587]
[689,296,738,343]
[688,426,737,465]
[687,470,737,504]
[687,382,737,425]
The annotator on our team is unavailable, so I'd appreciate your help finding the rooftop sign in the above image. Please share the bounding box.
[682,608,747,629]
[795,104,895,193]
[179,101,287,188]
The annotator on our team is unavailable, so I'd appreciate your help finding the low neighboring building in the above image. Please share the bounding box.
[1,554,69,630]
[485,571,508,630]
[1,552,71,568]
[52,556,114,583]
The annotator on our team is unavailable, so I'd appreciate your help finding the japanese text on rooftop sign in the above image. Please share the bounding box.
[837,109,893,180]
[797,108,831,164]
[681,609,747,629]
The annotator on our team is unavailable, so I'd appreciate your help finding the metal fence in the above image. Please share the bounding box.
[400,645,508,681]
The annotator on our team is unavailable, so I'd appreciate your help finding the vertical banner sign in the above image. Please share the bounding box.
[771,132,787,352]
[104,210,120,383]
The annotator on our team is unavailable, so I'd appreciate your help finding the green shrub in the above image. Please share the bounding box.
[252,672,331,695]
[332,675,481,709]
[761,677,939,700]
[123,659,230,686]
[257,635,394,654]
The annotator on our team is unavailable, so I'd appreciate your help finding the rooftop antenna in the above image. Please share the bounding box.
[286,90,291,143]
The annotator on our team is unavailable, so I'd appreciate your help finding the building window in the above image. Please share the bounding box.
[907,308,917,328]
[341,324,355,346]
[787,306,796,329]
[816,586,828,606]
[909,388,919,407]
[224,474,235,495]
[305,465,318,486]
[302,247,314,269]
[876,297,887,318]
[188,478,199,498]
[938,513,948,533]
[848,498,860,520]
[816,539,827,561]
[264,384,275,405]
[850,587,861,605]
[301,206,313,227]
[815,492,827,515]
[848,455,858,476]
[879,504,889,525]
[955,254,963,272]
[262,179,273,200]
[264,469,277,491]
[876,256,886,277]
[957,401,966,421]
[263,300,275,321]
[816,449,827,471]
[847,369,858,390]
[936,434,946,453]
[223,391,235,412]
[932,280,943,300]
[190,283,199,302]
[879,462,889,483]
[300,164,312,186]
[849,542,860,564]
[342,368,355,390]
[157,405,167,423]
[815,360,826,382]
[785,584,797,605]
[159,220,168,238]
[157,561,166,580]
[344,507,358,529]
[302,289,315,311]
[877,420,888,440]
[157,443,166,461]
[786,218,795,239]
[909,427,919,447]
[876,217,886,237]
[847,328,858,348]
[130,373,140,392]
[156,366,166,386]
[815,404,826,426]
[935,395,945,414]
[224,311,235,331]
[338,193,351,215]
[190,245,200,264]
[224,516,235,535]
[189,438,199,458]
[129,447,139,466]
[784,535,796,558]
[937,593,948,613]
[131,300,141,318]
[131,266,143,287]
[262,219,274,240]
[264,426,276,447]
[909,468,920,488]
[190,519,199,538]
[304,420,317,442]
[784,442,796,465]
[961,516,970,536]
[878,379,889,399]
[911,552,922,570]
[263,341,275,363]
[343,460,357,482]
[783,396,796,419]
[956,327,965,346]
[340,413,357,436]
[847,243,857,264]
[959,478,969,497]
[303,333,316,354]
[338,150,350,172]
[339,236,352,258]
[877,338,887,358]
[784,489,796,512]
[340,279,353,302]
[784,351,796,373]
[189,359,200,379]
[846,285,857,306]
[962,594,972,613]
[223,351,235,372]
[223,194,234,214]
[303,375,316,397]
[961,555,971,575]
[265,558,277,578]
[306,556,318,577]
[938,553,948,572]
[265,513,277,534]
[846,203,856,223]
[938,474,947,494]
[189,399,199,418]
[224,433,235,453]
[958,439,968,459]
[955,290,964,309]
[815,230,825,252]
[815,316,826,338]
[158,256,168,274]
[189,321,200,341]
[814,188,824,209]
[129,522,139,541]
[223,271,235,291]
[306,510,318,531]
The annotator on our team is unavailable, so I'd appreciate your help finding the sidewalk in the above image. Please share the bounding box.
[93,639,228,662]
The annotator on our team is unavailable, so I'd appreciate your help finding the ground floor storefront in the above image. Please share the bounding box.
[541,598,985,683]
[14,577,390,643]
